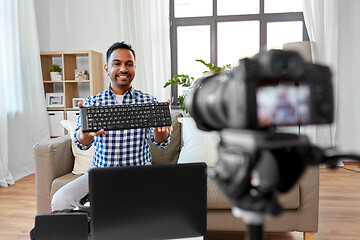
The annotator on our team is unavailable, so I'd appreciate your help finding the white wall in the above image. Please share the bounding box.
[34,0,120,89]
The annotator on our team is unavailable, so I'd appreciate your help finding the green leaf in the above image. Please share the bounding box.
[163,74,194,88]
[49,64,62,72]
[222,64,232,71]
[195,59,230,74]
[177,94,187,112]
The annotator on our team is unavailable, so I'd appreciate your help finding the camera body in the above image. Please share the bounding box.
[186,50,334,131]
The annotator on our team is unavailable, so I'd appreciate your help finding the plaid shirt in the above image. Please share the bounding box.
[74,84,171,167]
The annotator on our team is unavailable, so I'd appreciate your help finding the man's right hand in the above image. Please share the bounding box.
[75,102,106,146]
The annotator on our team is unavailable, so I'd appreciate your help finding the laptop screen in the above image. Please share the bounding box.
[89,163,207,240]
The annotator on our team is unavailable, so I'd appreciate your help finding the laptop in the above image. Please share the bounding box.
[88,162,207,240]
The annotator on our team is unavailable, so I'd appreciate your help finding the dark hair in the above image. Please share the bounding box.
[106,41,136,63]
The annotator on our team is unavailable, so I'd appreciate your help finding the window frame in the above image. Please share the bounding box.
[169,0,309,108]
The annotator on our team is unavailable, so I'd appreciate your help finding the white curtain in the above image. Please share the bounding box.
[0,0,50,187]
[335,1,360,154]
[303,0,360,154]
[114,0,171,101]
[301,0,338,148]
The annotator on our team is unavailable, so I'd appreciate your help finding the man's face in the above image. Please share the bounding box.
[104,48,136,90]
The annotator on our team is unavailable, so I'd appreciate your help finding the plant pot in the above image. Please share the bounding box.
[50,72,60,81]
[83,74,89,80]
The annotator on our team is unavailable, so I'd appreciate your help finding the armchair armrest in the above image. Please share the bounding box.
[295,165,320,232]
[33,135,74,213]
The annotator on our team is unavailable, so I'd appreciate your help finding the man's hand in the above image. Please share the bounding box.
[153,99,173,143]
[75,102,106,146]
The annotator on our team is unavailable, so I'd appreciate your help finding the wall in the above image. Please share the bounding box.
[34,0,119,89]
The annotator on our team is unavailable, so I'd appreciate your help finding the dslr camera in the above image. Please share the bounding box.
[185,50,336,238]
[186,49,334,131]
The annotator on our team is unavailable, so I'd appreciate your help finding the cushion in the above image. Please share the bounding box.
[61,120,94,175]
[207,179,300,210]
[177,117,218,167]
[207,179,232,209]
[150,113,183,164]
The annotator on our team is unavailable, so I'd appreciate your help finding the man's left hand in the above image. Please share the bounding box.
[153,99,173,143]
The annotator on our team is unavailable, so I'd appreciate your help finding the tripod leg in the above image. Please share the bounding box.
[245,224,264,240]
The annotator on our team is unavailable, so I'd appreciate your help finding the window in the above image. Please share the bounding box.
[170,0,308,107]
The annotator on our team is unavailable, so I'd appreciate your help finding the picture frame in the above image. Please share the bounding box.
[74,69,84,80]
[72,98,85,108]
[46,93,64,107]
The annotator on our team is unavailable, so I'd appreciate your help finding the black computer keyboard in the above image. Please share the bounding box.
[80,102,172,132]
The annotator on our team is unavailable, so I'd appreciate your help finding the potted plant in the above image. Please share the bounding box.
[164,59,231,111]
[83,70,89,80]
[49,64,62,81]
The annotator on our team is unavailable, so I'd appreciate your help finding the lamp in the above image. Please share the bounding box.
[282,41,312,63]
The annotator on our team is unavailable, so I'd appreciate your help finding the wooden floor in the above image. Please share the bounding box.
[0,173,36,240]
[1,166,360,240]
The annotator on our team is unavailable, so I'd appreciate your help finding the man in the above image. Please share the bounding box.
[51,42,172,211]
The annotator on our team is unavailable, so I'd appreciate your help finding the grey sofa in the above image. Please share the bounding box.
[34,113,318,240]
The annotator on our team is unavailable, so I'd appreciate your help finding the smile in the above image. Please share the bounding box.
[116,75,130,79]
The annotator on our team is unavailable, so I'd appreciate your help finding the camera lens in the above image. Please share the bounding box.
[185,74,226,131]
[185,66,247,131]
